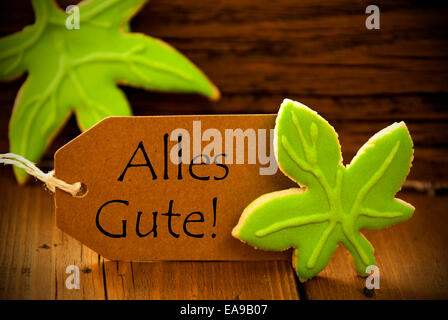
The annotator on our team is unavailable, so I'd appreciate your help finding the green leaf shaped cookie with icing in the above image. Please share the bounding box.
[0,0,219,183]
[232,99,414,281]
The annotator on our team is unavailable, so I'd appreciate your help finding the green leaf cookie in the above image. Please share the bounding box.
[0,0,219,183]
[232,99,415,281]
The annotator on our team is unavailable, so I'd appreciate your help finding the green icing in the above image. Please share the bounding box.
[232,99,414,281]
[0,0,219,183]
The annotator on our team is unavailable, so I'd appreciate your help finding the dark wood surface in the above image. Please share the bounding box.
[1,171,447,299]
[1,0,447,300]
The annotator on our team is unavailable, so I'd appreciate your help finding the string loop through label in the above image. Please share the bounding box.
[0,153,83,196]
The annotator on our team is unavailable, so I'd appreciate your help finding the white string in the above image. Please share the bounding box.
[0,153,82,196]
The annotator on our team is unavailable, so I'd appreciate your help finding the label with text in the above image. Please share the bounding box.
[54,115,293,261]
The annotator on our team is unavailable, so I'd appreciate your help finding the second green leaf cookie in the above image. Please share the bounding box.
[232,99,415,281]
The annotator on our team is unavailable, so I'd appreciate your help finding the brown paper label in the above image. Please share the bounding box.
[54,115,295,261]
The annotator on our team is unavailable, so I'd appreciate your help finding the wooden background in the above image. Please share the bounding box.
[1,0,447,300]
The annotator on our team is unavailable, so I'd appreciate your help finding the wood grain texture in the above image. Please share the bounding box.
[104,260,298,300]
[0,174,55,299]
[0,0,447,181]
[0,172,299,300]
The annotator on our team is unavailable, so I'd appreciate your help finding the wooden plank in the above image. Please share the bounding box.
[137,1,448,95]
[304,192,448,299]
[0,171,108,300]
[104,260,299,300]
[53,229,106,300]
[0,171,55,299]
[0,171,299,299]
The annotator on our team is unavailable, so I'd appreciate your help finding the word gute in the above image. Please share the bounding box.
[96,197,218,239]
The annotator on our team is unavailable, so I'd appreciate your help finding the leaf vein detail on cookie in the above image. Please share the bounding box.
[232,99,414,281]
[0,0,219,183]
